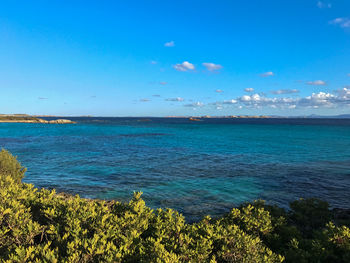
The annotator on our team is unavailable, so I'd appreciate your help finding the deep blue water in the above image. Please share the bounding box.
[1,117,350,221]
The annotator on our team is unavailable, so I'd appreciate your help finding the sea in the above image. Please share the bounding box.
[1,117,350,222]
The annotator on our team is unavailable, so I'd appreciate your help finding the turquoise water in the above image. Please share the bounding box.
[0,118,349,221]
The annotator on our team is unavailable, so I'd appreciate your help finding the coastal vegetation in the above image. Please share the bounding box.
[0,115,43,122]
[0,149,349,262]
[0,115,75,124]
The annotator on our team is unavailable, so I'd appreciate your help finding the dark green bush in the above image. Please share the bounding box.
[289,198,331,237]
[1,149,349,262]
[0,149,26,184]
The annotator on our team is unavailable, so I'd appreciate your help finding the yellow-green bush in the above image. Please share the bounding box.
[0,149,26,184]
[0,149,349,262]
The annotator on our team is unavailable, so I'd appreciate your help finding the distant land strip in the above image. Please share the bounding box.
[0,115,75,124]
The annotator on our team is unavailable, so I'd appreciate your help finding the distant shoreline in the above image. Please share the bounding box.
[1,114,350,119]
[0,115,75,124]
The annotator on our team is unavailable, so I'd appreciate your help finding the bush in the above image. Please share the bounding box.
[289,198,331,237]
[0,149,26,184]
[0,149,349,262]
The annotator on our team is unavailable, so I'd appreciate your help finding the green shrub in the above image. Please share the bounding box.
[289,198,331,237]
[0,149,26,184]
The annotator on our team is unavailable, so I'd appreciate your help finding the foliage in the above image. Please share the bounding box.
[0,149,349,262]
[0,149,26,184]
[0,116,41,121]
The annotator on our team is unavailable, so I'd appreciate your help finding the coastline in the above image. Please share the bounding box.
[0,116,76,124]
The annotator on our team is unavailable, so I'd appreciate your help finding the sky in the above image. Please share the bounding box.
[0,0,350,116]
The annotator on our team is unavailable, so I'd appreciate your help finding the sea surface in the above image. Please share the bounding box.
[1,117,350,221]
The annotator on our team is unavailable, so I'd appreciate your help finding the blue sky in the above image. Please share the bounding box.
[0,0,349,116]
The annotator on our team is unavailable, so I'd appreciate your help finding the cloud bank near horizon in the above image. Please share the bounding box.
[167,87,350,111]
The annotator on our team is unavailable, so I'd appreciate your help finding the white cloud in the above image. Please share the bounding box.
[317,1,331,8]
[165,97,184,102]
[202,63,223,71]
[239,93,269,103]
[329,17,350,28]
[334,87,350,105]
[140,98,150,102]
[238,94,296,109]
[164,41,175,47]
[347,73,350,77]
[240,95,252,102]
[299,92,335,107]
[244,88,254,92]
[184,102,204,107]
[150,61,157,65]
[306,80,327,86]
[235,88,350,109]
[271,89,299,95]
[174,61,195,72]
[215,89,223,93]
[223,99,237,104]
[187,87,350,111]
[260,71,274,77]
